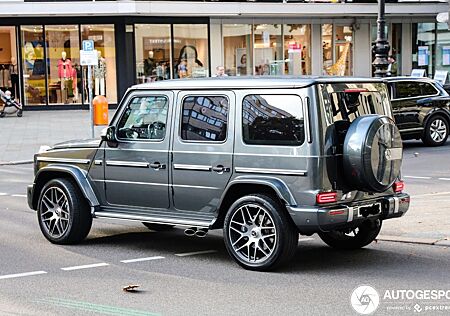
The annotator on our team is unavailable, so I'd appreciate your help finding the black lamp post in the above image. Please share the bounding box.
[372,0,390,78]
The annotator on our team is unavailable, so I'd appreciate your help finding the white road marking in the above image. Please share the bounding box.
[403,176,431,180]
[120,256,165,263]
[61,263,109,271]
[0,271,47,280]
[0,193,7,196]
[298,237,315,242]
[11,194,27,198]
[438,178,450,181]
[175,250,217,257]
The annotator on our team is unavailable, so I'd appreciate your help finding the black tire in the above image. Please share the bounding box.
[142,222,175,231]
[318,219,382,250]
[17,110,23,117]
[37,178,92,245]
[0,112,5,118]
[422,115,449,146]
[223,194,298,271]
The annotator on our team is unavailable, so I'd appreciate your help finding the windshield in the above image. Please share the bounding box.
[320,83,392,125]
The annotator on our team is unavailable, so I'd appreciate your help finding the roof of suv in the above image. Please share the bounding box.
[131,76,385,90]
[384,76,436,83]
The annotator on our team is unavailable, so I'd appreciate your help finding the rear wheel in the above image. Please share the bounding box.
[224,194,298,271]
[318,219,382,250]
[37,178,92,244]
[142,223,175,231]
[422,115,449,146]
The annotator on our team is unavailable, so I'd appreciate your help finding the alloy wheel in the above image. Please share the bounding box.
[429,118,447,143]
[39,186,70,239]
[228,203,277,264]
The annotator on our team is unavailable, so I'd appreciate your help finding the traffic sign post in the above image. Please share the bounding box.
[80,40,98,138]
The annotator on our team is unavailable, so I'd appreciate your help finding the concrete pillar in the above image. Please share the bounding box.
[311,24,322,76]
[353,23,371,77]
[209,20,223,77]
[401,23,412,76]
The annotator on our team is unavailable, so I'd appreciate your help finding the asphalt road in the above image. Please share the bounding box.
[0,141,449,315]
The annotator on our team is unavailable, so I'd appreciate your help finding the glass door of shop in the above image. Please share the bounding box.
[0,26,20,103]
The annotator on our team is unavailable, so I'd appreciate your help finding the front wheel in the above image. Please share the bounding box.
[318,219,382,250]
[37,178,92,244]
[223,194,298,271]
[422,115,449,146]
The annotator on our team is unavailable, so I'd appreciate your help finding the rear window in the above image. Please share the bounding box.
[394,81,438,99]
[320,83,391,125]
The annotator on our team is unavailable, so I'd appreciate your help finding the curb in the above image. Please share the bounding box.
[378,235,449,247]
[0,160,33,166]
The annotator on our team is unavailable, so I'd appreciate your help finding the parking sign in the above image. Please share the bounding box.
[82,40,94,52]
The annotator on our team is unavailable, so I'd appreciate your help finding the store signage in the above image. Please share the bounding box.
[80,50,98,66]
[442,46,450,66]
[411,69,426,77]
[82,40,94,52]
[434,70,448,85]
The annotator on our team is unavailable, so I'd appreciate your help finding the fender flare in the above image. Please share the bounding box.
[423,108,450,127]
[219,175,298,208]
[32,164,99,209]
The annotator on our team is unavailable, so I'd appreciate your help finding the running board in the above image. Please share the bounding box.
[94,211,213,228]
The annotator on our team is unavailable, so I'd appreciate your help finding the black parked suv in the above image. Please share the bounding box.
[386,77,450,146]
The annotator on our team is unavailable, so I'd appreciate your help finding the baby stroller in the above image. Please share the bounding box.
[0,90,23,117]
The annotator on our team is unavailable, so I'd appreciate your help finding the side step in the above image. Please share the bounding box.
[94,211,213,229]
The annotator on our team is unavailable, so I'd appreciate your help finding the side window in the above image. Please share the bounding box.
[394,82,421,99]
[180,96,229,142]
[420,82,438,96]
[242,94,305,146]
[117,96,168,140]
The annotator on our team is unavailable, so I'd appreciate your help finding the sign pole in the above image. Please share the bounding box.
[88,65,94,138]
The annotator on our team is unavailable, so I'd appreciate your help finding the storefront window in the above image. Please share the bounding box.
[173,24,209,79]
[390,23,402,76]
[223,24,253,76]
[22,25,46,105]
[45,25,80,105]
[412,23,435,77]
[322,24,353,76]
[284,24,311,75]
[253,24,283,76]
[436,22,450,83]
[0,26,19,101]
[135,24,171,83]
[81,24,117,104]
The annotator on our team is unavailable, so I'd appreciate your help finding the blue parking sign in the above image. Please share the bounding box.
[82,40,94,52]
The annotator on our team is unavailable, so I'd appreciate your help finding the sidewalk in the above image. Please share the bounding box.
[0,109,448,247]
[0,109,112,164]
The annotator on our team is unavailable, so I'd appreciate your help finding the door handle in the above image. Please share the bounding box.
[212,165,230,173]
[150,162,166,170]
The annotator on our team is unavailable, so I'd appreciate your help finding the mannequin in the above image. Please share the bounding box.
[57,51,73,103]
[143,50,155,79]
[9,57,19,100]
[94,51,106,96]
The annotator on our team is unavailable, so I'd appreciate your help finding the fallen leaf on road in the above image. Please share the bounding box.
[123,285,140,292]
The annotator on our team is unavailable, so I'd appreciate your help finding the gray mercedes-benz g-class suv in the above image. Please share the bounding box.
[28,77,410,271]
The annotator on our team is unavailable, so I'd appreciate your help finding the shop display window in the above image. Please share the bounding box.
[223,24,253,76]
[81,24,117,104]
[412,23,435,77]
[135,24,171,83]
[22,25,47,106]
[253,24,283,76]
[0,26,19,102]
[173,24,209,79]
[45,25,80,105]
[322,24,353,76]
[284,24,311,76]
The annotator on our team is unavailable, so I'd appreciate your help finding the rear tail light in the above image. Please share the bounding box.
[316,192,337,204]
[344,88,368,93]
[393,180,405,193]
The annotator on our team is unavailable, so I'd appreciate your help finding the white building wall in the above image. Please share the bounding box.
[353,23,371,77]
[209,20,223,75]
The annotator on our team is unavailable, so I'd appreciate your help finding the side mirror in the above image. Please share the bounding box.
[102,126,118,147]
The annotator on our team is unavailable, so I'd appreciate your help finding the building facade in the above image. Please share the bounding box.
[0,0,448,109]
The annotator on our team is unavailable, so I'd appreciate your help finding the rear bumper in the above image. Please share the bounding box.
[287,193,410,234]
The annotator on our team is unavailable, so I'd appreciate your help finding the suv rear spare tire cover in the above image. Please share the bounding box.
[343,115,402,192]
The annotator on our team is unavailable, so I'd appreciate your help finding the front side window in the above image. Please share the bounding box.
[117,96,168,140]
[180,96,229,141]
[242,95,305,146]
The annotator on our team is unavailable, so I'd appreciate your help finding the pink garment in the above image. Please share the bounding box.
[57,58,73,79]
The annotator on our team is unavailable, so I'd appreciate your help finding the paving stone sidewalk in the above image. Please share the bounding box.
[0,109,112,164]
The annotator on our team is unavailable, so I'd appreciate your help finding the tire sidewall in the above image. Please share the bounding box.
[37,179,77,244]
[223,195,286,270]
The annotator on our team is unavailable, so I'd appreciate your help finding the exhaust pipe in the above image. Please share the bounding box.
[195,228,208,238]
[184,227,196,236]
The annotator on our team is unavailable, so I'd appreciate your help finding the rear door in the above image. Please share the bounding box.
[171,91,234,213]
[391,81,427,130]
